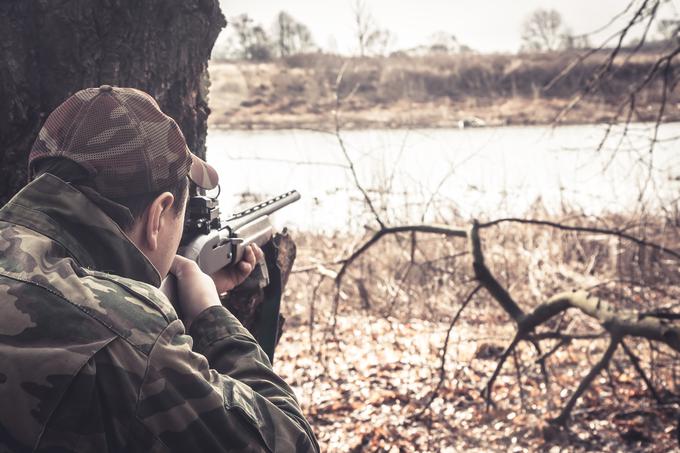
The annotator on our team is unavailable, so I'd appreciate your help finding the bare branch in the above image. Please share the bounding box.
[336,224,467,285]
[551,337,620,425]
[544,0,652,92]
[329,224,467,335]
[477,217,680,262]
[333,64,386,229]
[412,285,482,420]
[469,221,525,321]
[484,332,524,407]
[621,339,664,403]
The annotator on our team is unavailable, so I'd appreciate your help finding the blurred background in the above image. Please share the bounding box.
[204,1,680,451]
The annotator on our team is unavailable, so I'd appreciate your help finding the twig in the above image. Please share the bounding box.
[552,336,621,425]
[548,0,653,119]
[333,63,386,229]
[478,217,680,262]
[484,332,523,407]
[534,337,570,363]
[337,224,467,283]
[513,347,527,411]
[543,0,641,91]
[621,339,664,403]
[330,224,467,335]
[411,285,482,420]
[528,338,551,395]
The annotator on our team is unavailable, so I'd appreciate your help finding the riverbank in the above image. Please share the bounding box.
[207,52,680,130]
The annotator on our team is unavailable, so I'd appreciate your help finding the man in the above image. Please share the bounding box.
[0,85,319,452]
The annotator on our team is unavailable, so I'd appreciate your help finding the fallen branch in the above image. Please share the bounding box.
[469,218,680,422]
[521,291,680,353]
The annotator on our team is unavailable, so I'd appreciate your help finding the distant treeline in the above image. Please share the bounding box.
[229,49,671,107]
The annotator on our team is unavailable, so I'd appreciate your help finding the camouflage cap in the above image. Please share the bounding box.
[29,85,219,198]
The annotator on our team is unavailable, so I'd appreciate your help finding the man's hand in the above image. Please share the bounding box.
[168,244,264,329]
[210,244,264,295]
[169,255,221,329]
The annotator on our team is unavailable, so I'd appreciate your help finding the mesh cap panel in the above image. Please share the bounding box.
[29,85,217,199]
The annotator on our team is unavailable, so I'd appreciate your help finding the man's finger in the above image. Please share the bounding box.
[242,244,256,266]
[238,261,253,274]
[251,243,265,262]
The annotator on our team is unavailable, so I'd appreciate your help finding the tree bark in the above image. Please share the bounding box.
[0,0,226,205]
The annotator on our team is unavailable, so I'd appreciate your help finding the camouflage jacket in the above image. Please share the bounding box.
[0,174,318,453]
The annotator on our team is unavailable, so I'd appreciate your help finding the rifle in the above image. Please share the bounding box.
[162,190,301,361]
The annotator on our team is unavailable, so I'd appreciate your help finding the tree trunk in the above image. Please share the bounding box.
[0,0,226,205]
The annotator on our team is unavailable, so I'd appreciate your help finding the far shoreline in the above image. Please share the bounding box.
[207,54,680,133]
[207,115,680,132]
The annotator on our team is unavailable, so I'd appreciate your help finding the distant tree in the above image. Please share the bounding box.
[211,33,240,61]
[351,0,394,56]
[657,19,680,43]
[352,0,375,56]
[249,25,273,60]
[231,14,273,61]
[521,8,567,52]
[561,31,591,50]
[367,29,396,56]
[428,32,460,53]
[272,11,316,57]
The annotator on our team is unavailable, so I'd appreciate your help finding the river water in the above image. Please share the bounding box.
[205,123,680,231]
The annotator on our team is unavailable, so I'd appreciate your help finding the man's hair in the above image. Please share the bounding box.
[32,157,188,231]
[111,177,188,231]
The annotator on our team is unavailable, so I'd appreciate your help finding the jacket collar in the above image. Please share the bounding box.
[0,174,162,286]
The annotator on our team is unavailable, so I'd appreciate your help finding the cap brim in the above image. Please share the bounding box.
[189,153,219,190]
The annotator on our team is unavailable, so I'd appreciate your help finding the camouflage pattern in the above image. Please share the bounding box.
[29,85,219,198]
[0,174,319,452]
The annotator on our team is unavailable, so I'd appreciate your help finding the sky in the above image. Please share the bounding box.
[218,0,680,54]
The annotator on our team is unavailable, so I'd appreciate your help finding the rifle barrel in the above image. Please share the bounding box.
[223,190,300,231]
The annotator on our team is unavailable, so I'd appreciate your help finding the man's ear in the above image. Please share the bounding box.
[144,192,175,251]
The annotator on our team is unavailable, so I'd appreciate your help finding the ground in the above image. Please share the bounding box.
[275,312,678,452]
[269,222,680,452]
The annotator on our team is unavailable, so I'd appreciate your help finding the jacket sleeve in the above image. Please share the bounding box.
[136,306,319,453]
